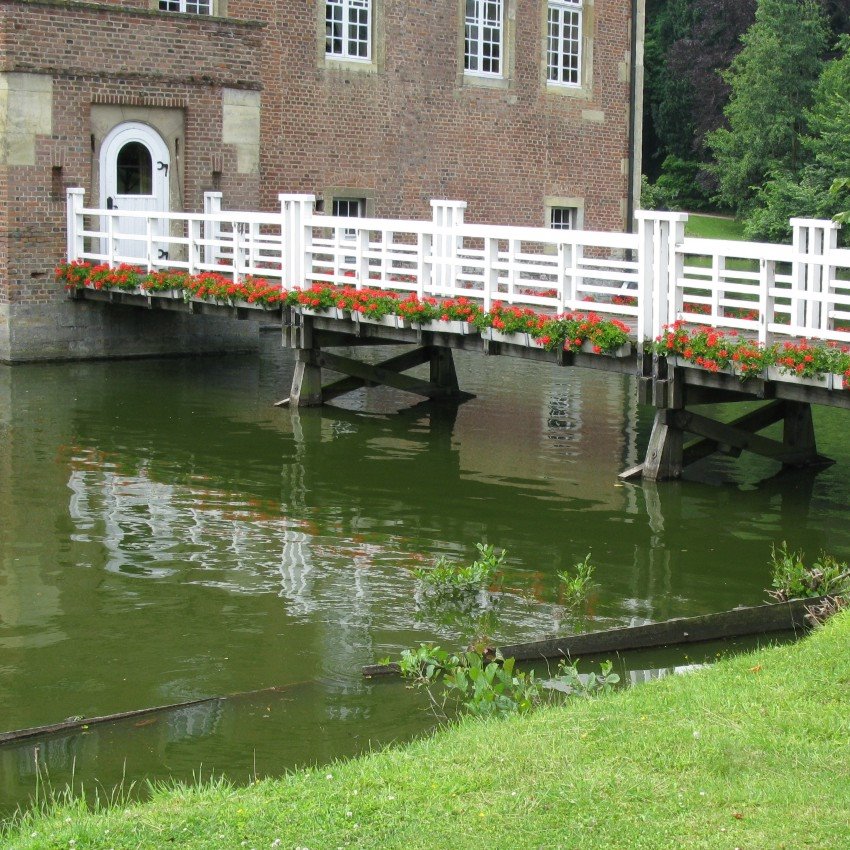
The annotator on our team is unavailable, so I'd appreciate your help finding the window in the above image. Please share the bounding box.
[547,0,582,87]
[332,197,365,240]
[465,0,503,77]
[116,142,153,195]
[549,206,577,230]
[159,0,212,13]
[326,0,372,61]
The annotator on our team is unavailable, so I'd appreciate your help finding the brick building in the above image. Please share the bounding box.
[0,0,644,362]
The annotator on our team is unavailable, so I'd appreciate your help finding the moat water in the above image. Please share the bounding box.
[1,330,848,815]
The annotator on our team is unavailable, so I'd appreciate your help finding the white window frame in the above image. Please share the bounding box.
[332,197,366,242]
[464,0,504,78]
[547,0,583,88]
[326,0,373,63]
[549,206,577,230]
[158,0,213,14]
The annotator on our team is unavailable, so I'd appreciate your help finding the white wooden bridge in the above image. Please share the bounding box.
[65,189,850,481]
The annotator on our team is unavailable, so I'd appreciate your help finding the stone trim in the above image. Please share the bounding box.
[457,0,517,91]
[92,94,190,108]
[1,0,260,28]
[316,0,386,76]
[540,0,594,101]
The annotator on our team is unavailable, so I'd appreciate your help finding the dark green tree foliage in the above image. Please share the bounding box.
[745,35,850,240]
[668,0,756,153]
[708,0,829,214]
[644,0,698,173]
[642,0,755,207]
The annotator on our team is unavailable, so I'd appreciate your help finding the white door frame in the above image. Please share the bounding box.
[99,121,171,262]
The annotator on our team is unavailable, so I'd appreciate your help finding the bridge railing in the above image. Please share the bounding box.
[66,188,850,345]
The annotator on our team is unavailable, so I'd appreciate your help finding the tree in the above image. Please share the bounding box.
[745,35,850,240]
[668,0,756,155]
[707,0,829,213]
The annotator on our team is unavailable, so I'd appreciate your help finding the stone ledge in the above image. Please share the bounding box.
[0,0,264,29]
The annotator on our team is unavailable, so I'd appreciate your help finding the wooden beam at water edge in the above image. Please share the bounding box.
[361,597,826,677]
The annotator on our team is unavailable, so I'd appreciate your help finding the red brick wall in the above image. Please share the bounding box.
[0,0,263,308]
[230,0,633,229]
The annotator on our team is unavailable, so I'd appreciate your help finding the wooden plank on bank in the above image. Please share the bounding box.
[0,685,294,746]
[361,597,825,677]
[496,597,823,663]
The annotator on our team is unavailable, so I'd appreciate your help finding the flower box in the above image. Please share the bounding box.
[420,319,476,336]
[300,306,349,320]
[766,366,831,389]
[484,329,531,347]
[580,340,632,358]
[832,373,845,391]
[358,313,407,329]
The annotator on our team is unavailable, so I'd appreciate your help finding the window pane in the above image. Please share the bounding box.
[326,0,371,61]
[116,142,153,196]
[547,1,582,86]
[549,207,576,230]
[465,0,502,77]
[159,0,212,12]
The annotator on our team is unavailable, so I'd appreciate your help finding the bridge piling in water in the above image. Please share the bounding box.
[626,362,837,482]
[282,311,475,408]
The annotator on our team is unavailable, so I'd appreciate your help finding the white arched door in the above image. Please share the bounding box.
[99,122,170,261]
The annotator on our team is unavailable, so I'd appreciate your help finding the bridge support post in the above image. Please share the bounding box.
[429,346,461,395]
[626,389,833,482]
[290,349,324,407]
[278,316,475,409]
[642,410,684,481]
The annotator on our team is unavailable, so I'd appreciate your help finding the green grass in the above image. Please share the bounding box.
[685,213,746,241]
[5,613,850,849]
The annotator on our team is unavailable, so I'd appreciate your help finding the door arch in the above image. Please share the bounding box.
[99,122,170,261]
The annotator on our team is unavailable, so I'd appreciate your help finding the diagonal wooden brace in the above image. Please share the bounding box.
[317,347,474,403]
[670,406,830,467]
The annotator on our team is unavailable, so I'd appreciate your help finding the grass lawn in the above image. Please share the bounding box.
[4,612,850,849]
[685,213,747,241]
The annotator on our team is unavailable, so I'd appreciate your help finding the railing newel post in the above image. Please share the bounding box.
[66,188,85,263]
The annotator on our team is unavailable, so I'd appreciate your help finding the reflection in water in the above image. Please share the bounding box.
[1,339,849,814]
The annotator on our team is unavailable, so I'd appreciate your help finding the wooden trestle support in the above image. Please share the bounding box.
[279,310,841,483]
[622,354,838,482]
[278,311,475,408]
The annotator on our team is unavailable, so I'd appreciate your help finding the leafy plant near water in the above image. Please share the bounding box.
[557,553,595,608]
[415,543,505,600]
[768,542,850,603]
[398,643,619,719]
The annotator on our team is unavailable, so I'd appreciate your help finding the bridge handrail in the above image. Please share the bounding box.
[65,188,850,346]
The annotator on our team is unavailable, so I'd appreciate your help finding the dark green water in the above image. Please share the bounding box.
[1,331,848,814]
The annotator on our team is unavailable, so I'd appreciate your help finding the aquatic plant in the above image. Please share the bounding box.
[768,542,850,603]
[398,643,619,718]
[414,543,505,600]
[557,553,596,608]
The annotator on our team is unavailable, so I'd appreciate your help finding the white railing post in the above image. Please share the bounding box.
[203,191,222,268]
[635,211,688,343]
[280,194,316,290]
[790,217,839,333]
[145,216,154,272]
[356,227,370,289]
[484,237,498,311]
[188,219,200,276]
[758,258,776,346]
[417,231,432,298]
[106,213,116,268]
[66,188,85,262]
[430,200,466,297]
